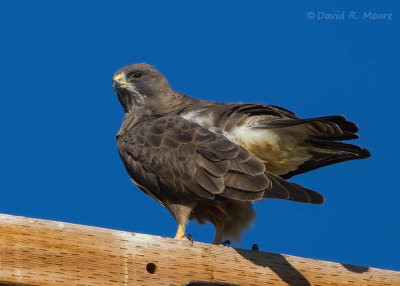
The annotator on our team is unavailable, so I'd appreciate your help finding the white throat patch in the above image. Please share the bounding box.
[125,82,147,106]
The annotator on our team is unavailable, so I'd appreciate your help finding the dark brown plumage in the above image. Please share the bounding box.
[113,63,370,244]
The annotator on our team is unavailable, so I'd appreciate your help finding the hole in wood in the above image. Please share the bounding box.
[146,262,157,274]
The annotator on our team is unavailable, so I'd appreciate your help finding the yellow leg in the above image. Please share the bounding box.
[212,221,225,245]
[174,223,186,240]
[168,203,194,241]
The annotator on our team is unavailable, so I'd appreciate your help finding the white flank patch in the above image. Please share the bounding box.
[225,126,282,150]
[180,110,215,129]
[225,125,313,175]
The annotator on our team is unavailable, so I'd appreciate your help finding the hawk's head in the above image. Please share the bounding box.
[113,63,171,113]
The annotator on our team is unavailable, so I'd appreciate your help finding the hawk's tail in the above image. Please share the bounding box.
[264,172,324,204]
[256,115,371,179]
[281,139,370,179]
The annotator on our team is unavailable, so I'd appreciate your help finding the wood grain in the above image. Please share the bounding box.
[0,213,399,286]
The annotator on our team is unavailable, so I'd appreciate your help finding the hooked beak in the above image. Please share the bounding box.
[112,74,134,92]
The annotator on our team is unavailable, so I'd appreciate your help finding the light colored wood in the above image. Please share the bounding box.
[0,213,399,286]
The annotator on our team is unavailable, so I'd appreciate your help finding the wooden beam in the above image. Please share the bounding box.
[0,213,399,286]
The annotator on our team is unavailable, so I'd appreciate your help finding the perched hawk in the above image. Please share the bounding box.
[113,63,370,244]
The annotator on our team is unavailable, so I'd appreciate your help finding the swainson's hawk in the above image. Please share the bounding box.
[113,63,370,244]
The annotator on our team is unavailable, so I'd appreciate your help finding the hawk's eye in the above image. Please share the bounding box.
[131,72,143,79]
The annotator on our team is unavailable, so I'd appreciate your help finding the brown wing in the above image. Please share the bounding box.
[117,115,323,205]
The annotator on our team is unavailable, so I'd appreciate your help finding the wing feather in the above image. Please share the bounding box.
[117,114,323,204]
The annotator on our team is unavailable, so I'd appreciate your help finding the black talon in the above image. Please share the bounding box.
[186,234,193,245]
[222,240,231,247]
[252,243,259,251]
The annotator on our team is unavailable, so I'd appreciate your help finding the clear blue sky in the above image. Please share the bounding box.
[0,1,399,271]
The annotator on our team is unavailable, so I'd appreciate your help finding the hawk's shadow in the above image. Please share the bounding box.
[234,248,311,286]
[233,248,370,286]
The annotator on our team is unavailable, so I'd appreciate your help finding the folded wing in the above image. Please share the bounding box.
[116,115,323,205]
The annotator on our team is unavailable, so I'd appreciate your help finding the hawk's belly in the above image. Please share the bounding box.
[224,126,312,175]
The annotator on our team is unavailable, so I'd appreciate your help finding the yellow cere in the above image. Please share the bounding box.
[114,74,122,82]
[114,74,134,87]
